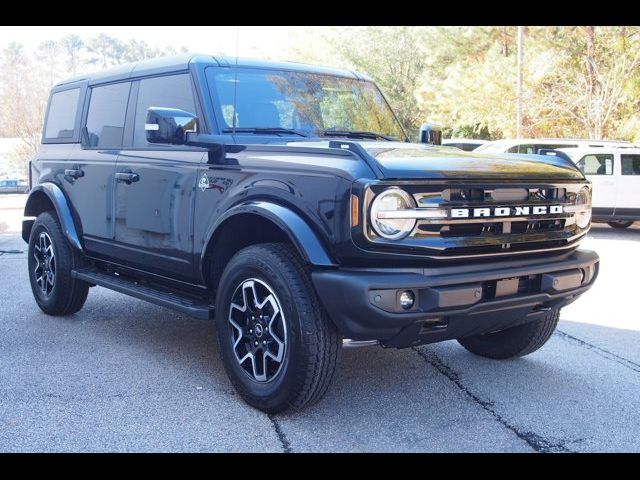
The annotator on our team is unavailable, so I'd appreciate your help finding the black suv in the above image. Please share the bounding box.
[23,54,599,412]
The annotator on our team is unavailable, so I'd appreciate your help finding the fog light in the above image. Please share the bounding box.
[399,290,415,310]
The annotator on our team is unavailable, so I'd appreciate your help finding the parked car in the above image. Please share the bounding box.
[22,54,599,412]
[441,138,489,151]
[0,178,28,194]
[476,138,635,155]
[556,147,640,229]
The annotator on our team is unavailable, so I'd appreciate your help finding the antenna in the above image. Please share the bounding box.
[231,25,240,137]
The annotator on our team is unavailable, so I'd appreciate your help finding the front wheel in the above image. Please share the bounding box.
[608,220,634,229]
[457,309,559,359]
[215,243,340,413]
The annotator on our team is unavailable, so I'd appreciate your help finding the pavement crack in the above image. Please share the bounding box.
[412,347,572,453]
[268,414,292,453]
[555,329,640,373]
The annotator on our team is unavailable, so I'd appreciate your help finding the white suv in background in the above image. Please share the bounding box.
[557,147,640,229]
[476,138,635,155]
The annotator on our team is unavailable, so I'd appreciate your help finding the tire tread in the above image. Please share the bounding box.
[458,309,559,359]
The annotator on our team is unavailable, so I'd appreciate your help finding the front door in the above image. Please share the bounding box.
[616,153,640,218]
[576,152,616,219]
[113,73,204,282]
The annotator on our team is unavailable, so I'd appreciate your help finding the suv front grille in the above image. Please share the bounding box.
[364,182,589,258]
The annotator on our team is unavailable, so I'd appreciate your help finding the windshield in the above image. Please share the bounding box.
[206,67,406,141]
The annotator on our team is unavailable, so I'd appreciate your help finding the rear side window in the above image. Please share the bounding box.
[539,144,577,151]
[507,144,578,154]
[577,154,613,175]
[508,144,536,154]
[44,88,80,141]
[85,82,131,148]
[621,155,640,175]
[133,74,196,147]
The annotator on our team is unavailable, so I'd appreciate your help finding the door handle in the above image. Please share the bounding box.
[64,168,84,179]
[115,172,140,184]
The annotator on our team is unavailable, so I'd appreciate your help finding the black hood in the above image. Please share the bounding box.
[359,142,585,180]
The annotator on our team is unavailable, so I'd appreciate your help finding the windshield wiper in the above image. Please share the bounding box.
[222,127,309,137]
[321,129,396,141]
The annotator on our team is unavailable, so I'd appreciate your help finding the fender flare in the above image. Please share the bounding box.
[23,183,83,252]
[202,201,337,268]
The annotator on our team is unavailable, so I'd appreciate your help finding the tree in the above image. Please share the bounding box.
[0,42,48,166]
[528,26,640,139]
[327,26,431,138]
[414,27,518,139]
[36,40,61,87]
[61,35,84,76]
[86,34,127,69]
[122,39,160,63]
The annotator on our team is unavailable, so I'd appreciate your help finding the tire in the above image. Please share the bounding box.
[27,211,89,316]
[215,243,340,413]
[608,220,633,229]
[457,309,559,360]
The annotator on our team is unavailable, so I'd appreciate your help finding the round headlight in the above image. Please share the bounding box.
[575,186,592,229]
[370,188,417,240]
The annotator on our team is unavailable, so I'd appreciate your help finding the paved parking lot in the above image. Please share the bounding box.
[1,194,639,452]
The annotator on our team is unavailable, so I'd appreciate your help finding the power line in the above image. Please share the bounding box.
[517,26,524,139]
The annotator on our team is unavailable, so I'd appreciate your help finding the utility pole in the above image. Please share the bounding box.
[517,26,524,138]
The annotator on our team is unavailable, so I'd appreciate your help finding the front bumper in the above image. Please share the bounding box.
[312,249,599,348]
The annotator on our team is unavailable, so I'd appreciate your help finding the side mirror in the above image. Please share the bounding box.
[418,123,442,145]
[145,107,198,145]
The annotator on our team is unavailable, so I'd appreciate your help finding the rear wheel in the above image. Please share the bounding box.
[608,220,634,229]
[458,309,559,359]
[215,243,340,413]
[27,211,89,315]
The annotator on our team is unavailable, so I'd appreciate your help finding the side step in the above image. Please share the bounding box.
[72,267,214,320]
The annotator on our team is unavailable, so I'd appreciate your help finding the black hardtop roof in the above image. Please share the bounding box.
[55,53,370,88]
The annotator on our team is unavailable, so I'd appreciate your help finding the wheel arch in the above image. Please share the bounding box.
[23,183,83,251]
[201,201,337,292]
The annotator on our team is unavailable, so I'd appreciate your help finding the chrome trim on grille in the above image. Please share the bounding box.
[377,209,448,220]
[376,207,589,224]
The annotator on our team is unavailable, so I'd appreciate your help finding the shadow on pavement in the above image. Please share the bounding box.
[588,222,640,240]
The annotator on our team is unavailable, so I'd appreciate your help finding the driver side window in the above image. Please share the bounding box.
[577,154,613,175]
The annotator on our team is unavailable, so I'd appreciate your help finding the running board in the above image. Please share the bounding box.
[72,267,214,320]
[342,339,379,348]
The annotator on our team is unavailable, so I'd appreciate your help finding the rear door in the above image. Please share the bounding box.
[113,73,205,282]
[576,153,615,218]
[65,81,131,257]
[616,153,640,218]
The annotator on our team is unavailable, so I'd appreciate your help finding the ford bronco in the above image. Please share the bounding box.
[23,55,599,412]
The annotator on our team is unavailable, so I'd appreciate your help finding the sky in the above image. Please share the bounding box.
[0,26,319,60]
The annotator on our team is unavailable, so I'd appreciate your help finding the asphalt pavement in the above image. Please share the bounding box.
[1,194,639,452]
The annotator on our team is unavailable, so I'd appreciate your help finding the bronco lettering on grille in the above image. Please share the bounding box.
[450,205,564,218]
